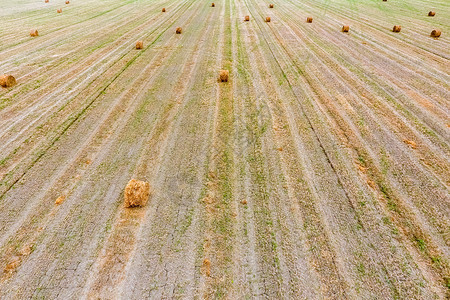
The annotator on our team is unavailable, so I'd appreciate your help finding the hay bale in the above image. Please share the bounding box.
[202,258,211,276]
[269,4,274,8]
[428,11,435,16]
[266,16,271,22]
[219,70,229,82]
[430,29,441,38]
[245,15,250,21]
[382,0,387,1]
[55,195,66,205]
[0,75,16,88]
[30,29,39,37]
[45,0,49,3]
[211,3,215,7]
[124,179,150,208]
[342,25,349,32]
[176,27,182,34]
[65,0,69,4]
[392,25,401,32]
[306,17,313,23]
[162,7,166,12]
[136,40,143,49]
[57,8,62,13]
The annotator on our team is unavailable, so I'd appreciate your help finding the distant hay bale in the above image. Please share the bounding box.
[57,8,62,13]
[55,195,66,205]
[430,29,441,38]
[162,7,166,12]
[245,15,249,21]
[306,17,313,23]
[392,25,401,32]
[219,70,229,82]
[269,4,274,8]
[0,75,16,88]
[176,27,182,34]
[124,179,150,208]
[342,25,349,32]
[428,11,435,16]
[382,0,387,1]
[266,16,271,22]
[136,40,143,49]
[45,0,49,3]
[211,3,215,7]
[65,0,69,4]
[202,258,211,276]
[30,29,39,37]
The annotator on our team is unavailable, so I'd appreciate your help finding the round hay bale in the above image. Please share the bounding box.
[266,16,271,22]
[65,0,69,4]
[136,41,143,49]
[162,7,166,12]
[392,25,401,32]
[57,8,62,13]
[219,70,229,82]
[211,3,215,7]
[124,179,150,208]
[176,27,182,34]
[269,4,274,8]
[430,29,441,38]
[382,0,387,2]
[245,15,250,21]
[0,75,17,88]
[30,29,39,37]
[306,17,313,23]
[45,0,49,3]
[428,11,435,17]
[342,25,349,32]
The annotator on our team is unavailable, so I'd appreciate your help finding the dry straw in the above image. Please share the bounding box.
[342,25,349,32]
[124,179,150,208]
[30,29,39,37]
[0,75,16,88]
[245,15,249,21]
[306,17,313,23]
[219,70,229,82]
[430,29,441,38]
[57,8,62,13]
[136,41,143,49]
[162,7,166,12]
[176,27,182,34]
[392,25,401,32]
[266,16,271,22]
[45,0,49,2]
[428,11,435,16]
[65,0,69,4]
[211,3,215,7]
[269,4,274,8]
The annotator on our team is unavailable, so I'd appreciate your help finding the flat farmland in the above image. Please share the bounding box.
[0,0,449,298]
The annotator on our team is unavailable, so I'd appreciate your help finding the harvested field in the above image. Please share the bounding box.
[0,0,449,299]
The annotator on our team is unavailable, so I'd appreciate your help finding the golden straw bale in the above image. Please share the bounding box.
[266,16,271,22]
[124,179,150,208]
[428,11,435,16]
[219,70,229,82]
[392,25,401,32]
[136,41,143,49]
[0,75,16,88]
[342,25,349,32]
[162,7,166,12]
[211,3,215,7]
[245,15,249,21]
[430,29,441,38]
[269,4,274,8]
[306,17,313,23]
[176,27,182,34]
[57,8,62,13]
[30,29,39,37]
